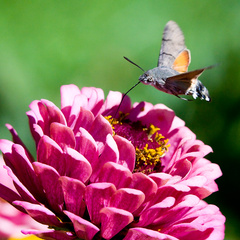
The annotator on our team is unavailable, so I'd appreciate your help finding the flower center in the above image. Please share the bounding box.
[105,113,170,174]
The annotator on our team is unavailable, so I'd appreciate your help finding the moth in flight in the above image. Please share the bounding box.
[124,20,212,101]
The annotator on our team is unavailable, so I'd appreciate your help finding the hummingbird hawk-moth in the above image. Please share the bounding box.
[124,20,212,101]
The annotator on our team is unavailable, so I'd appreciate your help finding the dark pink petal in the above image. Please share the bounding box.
[37,135,65,175]
[41,99,67,125]
[75,127,98,166]
[28,100,49,134]
[33,162,64,214]
[100,207,133,239]
[0,183,25,213]
[5,124,34,162]
[1,143,44,201]
[113,135,135,172]
[71,106,95,134]
[80,87,105,116]
[50,122,76,150]
[124,228,178,240]
[13,201,64,227]
[109,188,145,213]
[64,210,100,240]
[22,229,76,240]
[59,176,86,216]
[130,173,158,203]
[91,134,119,182]
[97,162,132,189]
[85,183,116,225]
[3,166,40,205]
[89,114,113,152]
[64,147,92,183]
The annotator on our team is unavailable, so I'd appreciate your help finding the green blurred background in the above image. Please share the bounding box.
[0,1,239,239]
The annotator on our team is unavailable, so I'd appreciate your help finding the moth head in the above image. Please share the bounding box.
[139,71,154,85]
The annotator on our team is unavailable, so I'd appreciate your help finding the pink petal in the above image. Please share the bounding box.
[139,104,176,137]
[33,162,64,214]
[80,87,105,116]
[60,84,81,118]
[64,210,100,240]
[22,229,76,240]
[1,143,44,201]
[109,188,145,213]
[169,159,192,178]
[5,124,34,162]
[3,166,39,205]
[37,135,65,175]
[59,176,86,216]
[50,122,76,150]
[136,197,176,227]
[113,135,135,172]
[128,101,154,122]
[85,182,116,225]
[75,127,98,167]
[0,183,24,213]
[97,162,132,189]
[89,114,113,152]
[101,91,132,117]
[28,100,49,134]
[91,134,119,182]
[64,147,92,183]
[149,173,173,187]
[100,207,133,239]
[130,173,158,203]
[124,228,178,240]
[13,201,64,227]
[71,106,95,133]
[41,99,67,125]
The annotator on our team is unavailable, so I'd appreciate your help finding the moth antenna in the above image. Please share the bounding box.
[113,81,141,119]
[124,56,145,72]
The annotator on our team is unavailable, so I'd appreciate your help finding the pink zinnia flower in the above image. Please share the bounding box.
[0,84,225,239]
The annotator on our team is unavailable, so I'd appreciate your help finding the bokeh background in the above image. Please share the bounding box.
[0,1,239,239]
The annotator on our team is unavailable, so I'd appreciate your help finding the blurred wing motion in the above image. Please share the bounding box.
[165,65,214,101]
[158,20,191,72]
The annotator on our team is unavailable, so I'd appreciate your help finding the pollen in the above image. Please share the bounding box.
[105,114,170,174]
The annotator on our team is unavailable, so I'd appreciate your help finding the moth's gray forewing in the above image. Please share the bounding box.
[158,21,187,68]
